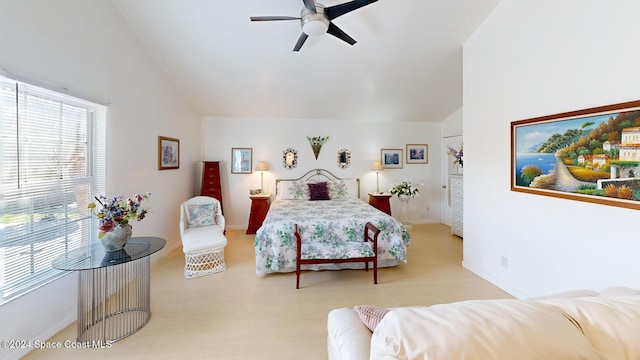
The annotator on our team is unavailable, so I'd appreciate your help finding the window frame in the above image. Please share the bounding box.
[0,75,106,304]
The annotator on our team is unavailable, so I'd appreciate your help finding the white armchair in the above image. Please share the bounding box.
[179,196,227,278]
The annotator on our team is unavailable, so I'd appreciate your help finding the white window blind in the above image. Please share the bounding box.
[0,75,106,304]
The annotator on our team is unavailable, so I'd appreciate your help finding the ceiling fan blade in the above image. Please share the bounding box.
[250,16,300,21]
[326,23,356,46]
[302,0,317,13]
[293,33,309,52]
[325,0,378,20]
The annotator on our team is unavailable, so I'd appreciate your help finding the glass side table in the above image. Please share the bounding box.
[52,237,166,343]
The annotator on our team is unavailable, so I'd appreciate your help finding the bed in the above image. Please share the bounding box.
[254,169,411,275]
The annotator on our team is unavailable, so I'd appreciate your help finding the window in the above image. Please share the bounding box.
[0,75,106,304]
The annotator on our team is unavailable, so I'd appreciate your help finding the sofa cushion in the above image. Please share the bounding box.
[301,241,374,260]
[370,299,601,360]
[540,296,640,359]
[354,305,389,332]
[181,225,226,253]
[599,286,640,297]
[328,308,371,360]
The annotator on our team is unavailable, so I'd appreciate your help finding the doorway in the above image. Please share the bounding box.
[441,135,462,226]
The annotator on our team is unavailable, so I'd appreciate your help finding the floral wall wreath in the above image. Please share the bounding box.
[307,136,329,160]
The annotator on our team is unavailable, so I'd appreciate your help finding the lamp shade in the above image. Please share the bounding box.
[255,161,269,171]
[371,161,384,171]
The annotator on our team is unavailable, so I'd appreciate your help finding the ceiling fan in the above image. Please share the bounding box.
[250,0,378,51]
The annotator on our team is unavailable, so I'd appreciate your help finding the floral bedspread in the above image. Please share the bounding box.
[254,197,411,274]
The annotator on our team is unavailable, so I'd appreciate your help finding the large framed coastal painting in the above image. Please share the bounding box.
[511,100,640,210]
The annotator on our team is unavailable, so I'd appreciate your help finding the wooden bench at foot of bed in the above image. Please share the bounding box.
[294,222,381,289]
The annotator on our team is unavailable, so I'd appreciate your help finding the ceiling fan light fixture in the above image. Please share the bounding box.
[301,4,329,36]
[251,0,378,51]
[302,19,329,36]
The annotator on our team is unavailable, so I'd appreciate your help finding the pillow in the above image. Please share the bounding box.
[280,181,309,200]
[329,180,348,199]
[308,182,330,200]
[329,179,359,199]
[355,305,389,332]
[186,204,215,227]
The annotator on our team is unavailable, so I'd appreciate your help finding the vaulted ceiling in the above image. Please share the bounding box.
[112,0,500,122]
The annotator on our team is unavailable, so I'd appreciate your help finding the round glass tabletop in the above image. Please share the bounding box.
[52,236,166,271]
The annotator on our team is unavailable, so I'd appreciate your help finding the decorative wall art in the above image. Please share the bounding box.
[307,136,329,159]
[337,148,351,168]
[511,99,640,210]
[406,144,428,164]
[231,147,252,174]
[381,149,403,169]
[283,148,298,169]
[158,136,180,170]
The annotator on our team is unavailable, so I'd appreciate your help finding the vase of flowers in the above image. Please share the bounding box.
[88,192,150,251]
[389,179,421,198]
[389,180,421,231]
[447,145,463,174]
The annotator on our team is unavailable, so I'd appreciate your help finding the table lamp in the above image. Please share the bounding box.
[255,161,269,193]
[371,161,384,194]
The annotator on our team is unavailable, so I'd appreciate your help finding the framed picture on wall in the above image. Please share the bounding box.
[381,149,403,169]
[406,144,428,164]
[158,136,180,170]
[511,99,640,210]
[231,147,253,174]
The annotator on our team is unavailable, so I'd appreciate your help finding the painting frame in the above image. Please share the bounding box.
[158,136,180,170]
[231,147,253,174]
[406,144,428,164]
[381,148,403,169]
[511,99,640,210]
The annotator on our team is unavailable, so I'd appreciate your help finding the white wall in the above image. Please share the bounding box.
[0,1,201,358]
[463,0,640,298]
[202,117,443,228]
[441,107,463,137]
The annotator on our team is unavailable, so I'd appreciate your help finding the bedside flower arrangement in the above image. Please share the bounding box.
[447,144,463,167]
[389,179,421,198]
[88,192,150,251]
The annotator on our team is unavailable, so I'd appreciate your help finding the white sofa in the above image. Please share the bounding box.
[327,287,640,360]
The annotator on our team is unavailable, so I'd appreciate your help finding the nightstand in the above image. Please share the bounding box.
[368,193,392,216]
[246,194,271,235]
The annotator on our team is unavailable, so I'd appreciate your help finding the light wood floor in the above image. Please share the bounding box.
[24,224,511,359]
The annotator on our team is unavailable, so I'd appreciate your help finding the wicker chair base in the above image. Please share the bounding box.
[184,247,226,279]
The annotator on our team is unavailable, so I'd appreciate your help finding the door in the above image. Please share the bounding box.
[441,135,463,226]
